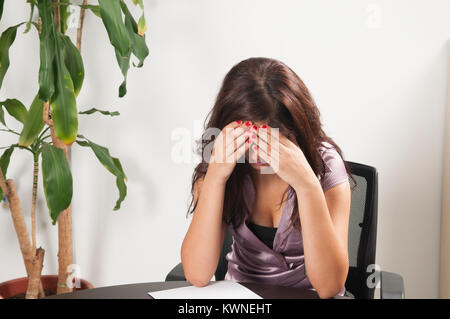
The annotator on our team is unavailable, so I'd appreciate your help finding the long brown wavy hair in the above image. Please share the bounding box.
[187,57,355,231]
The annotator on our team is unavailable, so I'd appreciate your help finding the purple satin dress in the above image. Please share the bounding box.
[224,142,349,296]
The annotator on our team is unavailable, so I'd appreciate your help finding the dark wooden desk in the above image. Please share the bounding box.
[45,281,338,299]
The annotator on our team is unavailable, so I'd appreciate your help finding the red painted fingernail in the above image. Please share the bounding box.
[236,120,242,124]
[253,125,258,130]
[261,125,267,129]
[245,121,251,127]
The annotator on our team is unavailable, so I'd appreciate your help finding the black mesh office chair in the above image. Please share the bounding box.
[166,161,405,299]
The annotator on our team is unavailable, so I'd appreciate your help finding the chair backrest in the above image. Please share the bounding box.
[344,161,378,298]
[214,161,379,299]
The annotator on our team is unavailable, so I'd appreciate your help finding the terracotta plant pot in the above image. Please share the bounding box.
[0,275,94,299]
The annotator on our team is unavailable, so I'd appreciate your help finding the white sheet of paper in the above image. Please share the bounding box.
[148,280,262,299]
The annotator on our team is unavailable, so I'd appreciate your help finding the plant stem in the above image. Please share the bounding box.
[5,179,33,274]
[53,0,61,33]
[31,160,39,258]
[0,172,40,291]
[25,248,45,299]
[43,99,74,294]
[77,0,88,51]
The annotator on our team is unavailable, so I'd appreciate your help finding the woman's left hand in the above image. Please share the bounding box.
[249,125,320,192]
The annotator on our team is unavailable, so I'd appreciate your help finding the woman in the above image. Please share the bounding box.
[181,57,353,298]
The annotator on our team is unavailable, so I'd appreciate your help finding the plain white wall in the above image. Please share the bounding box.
[1,0,449,298]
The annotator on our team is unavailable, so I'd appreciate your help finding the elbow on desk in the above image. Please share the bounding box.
[310,265,349,299]
[313,275,348,299]
[315,284,344,299]
[181,254,213,287]
[181,254,214,287]
[185,272,211,287]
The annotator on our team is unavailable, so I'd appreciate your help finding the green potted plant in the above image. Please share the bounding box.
[0,0,148,298]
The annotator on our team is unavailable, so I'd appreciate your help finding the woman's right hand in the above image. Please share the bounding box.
[207,120,254,183]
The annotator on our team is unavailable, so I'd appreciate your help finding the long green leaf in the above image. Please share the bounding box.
[87,141,119,176]
[98,0,131,58]
[37,0,55,101]
[19,94,45,147]
[51,31,78,144]
[41,144,73,224]
[99,0,132,97]
[112,157,127,181]
[120,0,149,68]
[0,146,14,199]
[114,173,127,210]
[59,0,70,34]
[62,35,84,96]
[0,24,23,90]
[79,108,120,116]
[115,47,130,97]
[76,136,127,210]
[0,99,28,124]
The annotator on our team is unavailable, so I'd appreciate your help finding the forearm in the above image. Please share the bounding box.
[294,179,349,297]
[181,170,227,285]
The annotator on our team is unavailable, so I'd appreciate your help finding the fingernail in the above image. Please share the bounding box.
[245,121,251,127]
[261,125,267,129]
[236,120,242,124]
[252,125,258,130]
